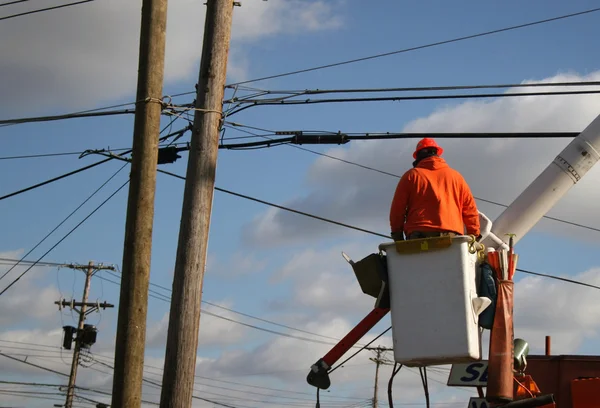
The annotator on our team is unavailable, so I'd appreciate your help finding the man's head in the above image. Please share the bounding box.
[413,137,443,160]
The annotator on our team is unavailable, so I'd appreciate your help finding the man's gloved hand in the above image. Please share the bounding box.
[391,231,405,241]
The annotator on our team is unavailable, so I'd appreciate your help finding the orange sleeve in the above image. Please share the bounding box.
[461,180,480,236]
[390,172,411,234]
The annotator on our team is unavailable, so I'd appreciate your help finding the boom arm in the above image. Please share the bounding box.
[482,113,600,249]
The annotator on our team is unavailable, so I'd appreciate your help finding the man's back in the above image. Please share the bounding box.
[390,156,480,238]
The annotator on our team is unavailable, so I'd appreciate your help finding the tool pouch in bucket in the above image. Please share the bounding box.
[478,262,497,330]
[486,279,515,403]
[350,253,388,300]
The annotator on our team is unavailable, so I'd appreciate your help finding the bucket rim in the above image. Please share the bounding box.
[378,234,473,252]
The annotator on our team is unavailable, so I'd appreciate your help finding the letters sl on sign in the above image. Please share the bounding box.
[447,361,489,387]
[467,397,490,408]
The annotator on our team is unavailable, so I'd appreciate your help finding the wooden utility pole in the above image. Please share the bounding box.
[369,347,393,408]
[111,1,169,407]
[159,1,234,407]
[55,261,115,408]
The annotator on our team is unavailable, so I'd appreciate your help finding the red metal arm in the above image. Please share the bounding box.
[322,307,389,366]
[307,307,390,389]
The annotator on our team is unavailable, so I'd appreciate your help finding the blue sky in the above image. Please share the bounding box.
[2,0,600,407]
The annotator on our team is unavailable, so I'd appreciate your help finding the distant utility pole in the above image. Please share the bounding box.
[160,1,234,407]
[111,1,169,408]
[55,261,115,408]
[368,347,393,408]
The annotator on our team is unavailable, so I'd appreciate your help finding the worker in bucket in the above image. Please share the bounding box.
[389,138,480,241]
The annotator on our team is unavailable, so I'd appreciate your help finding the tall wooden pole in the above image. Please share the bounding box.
[64,262,92,408]
[372,348,383,408]
[159,1,234,407]
[111,1,169,407]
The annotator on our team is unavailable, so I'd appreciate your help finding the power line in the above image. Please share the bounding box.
[0,108,134,126]
[229,89,600,110]
[0,340,368,401]
[0,0,30,7]
[0,178,129,297]
[0,158,113,201]
[95,270,355,348]
[0,159,123,282]
[221,124,600,234]
[91,359,241,408]
[0,126,189,201]
[217,131,581,150]
[516,268,600,290]
[152,167,600,292]
[226,7,600,86]
[0,0,94,22]
[239,80,600,97]
[0,142,190,161]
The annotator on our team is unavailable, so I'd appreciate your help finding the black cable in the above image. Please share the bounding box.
[0,178,129,297]
[0,142,190,161]
[201,300,347,342]
[419,367,430,408]
[387,363,403,408]
[218,131,581,150]
[154,167,600,292]
[0,0,30,6]
[234,89,600,109]
[226,7,600,86]
[0,126,189,201]
[0,150,84,160]
[0,0,94,22]
[221,125,600,235]
[97,270,360,348]
[242,80,600,98]
[163,167,391,239]
[0,108,133,126]
[0,258,71,267]
[0,157,113,201]
[328,326,392,374]
[0,163,127,283]
[91,359,240,408]
[315,388,320,408]
[516,268,600,290]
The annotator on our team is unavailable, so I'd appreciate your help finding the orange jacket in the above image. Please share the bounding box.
[389,156,480,237]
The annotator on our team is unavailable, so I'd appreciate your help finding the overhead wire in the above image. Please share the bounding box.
[0,163,127,283]
[150,166,600,292]
[0,157,113,201]
[95,269,366,348]
[226,6,600,86]
[0,0,95,22]
[222,124,600,234]
[0,178,129,296]
[0,142,189,161]
[226,89,600,114]
[0,0,30,6]
[0,108,133,127]
[0,125,189,201]
[234,80,600,98]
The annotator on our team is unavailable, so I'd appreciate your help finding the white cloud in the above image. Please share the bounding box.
[0,252,63,327]
[145,300,248,348]
[0,0,344,116]
[514,267,600,353]
[267,242,377,317]
[242,71,600,247]
[209,250,268,279]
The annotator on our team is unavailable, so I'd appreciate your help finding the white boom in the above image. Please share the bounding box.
[481,113,600,250]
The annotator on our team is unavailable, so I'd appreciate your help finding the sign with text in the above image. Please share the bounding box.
[447,361,489,387]
[467,397,490,408]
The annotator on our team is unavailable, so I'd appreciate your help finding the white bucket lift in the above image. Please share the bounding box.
[379,234,489,367]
